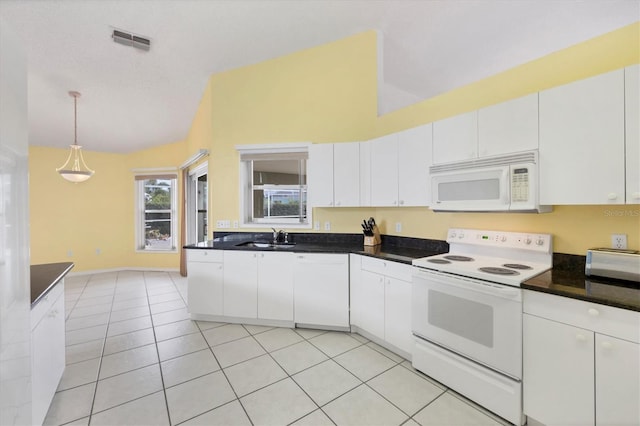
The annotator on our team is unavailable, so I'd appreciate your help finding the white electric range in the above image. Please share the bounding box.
[411,228,553,425]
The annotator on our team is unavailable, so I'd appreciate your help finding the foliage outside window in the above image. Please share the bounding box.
[135,174,177,251]
[238,146,309,226]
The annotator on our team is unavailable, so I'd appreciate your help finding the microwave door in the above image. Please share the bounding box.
[432,167,509,211]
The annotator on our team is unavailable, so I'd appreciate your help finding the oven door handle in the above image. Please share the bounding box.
[413,268,521,300]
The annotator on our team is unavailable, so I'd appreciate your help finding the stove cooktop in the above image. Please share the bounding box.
[412,228,553,287]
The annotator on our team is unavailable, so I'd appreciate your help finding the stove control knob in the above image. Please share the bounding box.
[500,235,507,242]
[458,232,465,239]
[450,232,457,239]
[536,238,544,246]
[525,237,532,245]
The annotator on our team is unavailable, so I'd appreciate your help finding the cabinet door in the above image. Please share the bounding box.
[359,270,385,339]
[478,93,538,157]
[384,277,413,355]
[595,334,640,426]
[308,143,334,207]
[398,124,432,207]
[625,64,640,203]
[257,252,293,321]
[333,142,360,207]
[432,111,478,164]
[293,253,349,328]
[32,292,65,426]
[349,254,362,328]
[539,69,625,204]
[223,251,258,318]
[187,261,224,316]
[523,314,595,426]
[370,134,399,206]
[359,142,372,206]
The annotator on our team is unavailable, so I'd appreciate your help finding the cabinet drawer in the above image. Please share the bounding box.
[523,290,640,343]
[31,281,64,331]
[361,256,413,282]
[187,249,223,263]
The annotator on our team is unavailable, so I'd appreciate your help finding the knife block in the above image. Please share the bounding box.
[364,225,381,246]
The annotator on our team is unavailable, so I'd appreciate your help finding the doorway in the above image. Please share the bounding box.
[187,163,208,244]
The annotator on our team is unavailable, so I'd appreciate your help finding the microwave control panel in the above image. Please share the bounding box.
[511,167,530,202]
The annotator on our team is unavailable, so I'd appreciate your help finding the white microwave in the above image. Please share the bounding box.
[430,151,551,213]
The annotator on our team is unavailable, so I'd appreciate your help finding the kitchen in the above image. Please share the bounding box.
[1,2,640,426]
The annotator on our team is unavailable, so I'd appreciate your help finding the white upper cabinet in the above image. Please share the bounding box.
[432,110,478,164]
[308,143,334,207]
[626,64,640,204]
[539,69,625,205]
[370,133,400,206]
[398,123,432,206]
[359,141,372,206]
[333,142,360,207]
[478,93,539,157]
[308,142,360,207]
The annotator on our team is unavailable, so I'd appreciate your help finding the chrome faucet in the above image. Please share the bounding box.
[271,228,278,244]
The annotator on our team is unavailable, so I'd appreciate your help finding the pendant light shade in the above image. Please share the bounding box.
[57,91,94,182]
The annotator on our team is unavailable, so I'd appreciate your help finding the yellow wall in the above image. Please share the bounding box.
[204,22,640,255]
[29,140,187,271]
[29,22,640,272]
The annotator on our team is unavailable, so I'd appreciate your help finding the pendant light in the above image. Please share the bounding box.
[56,91,94,182]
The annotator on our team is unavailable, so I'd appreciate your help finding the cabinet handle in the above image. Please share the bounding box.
[399,200,404,205]
[601,341,613,350]
[607,193,618,200]
[587,308,599,317]
[576,333,587,342]
[392,200,397,205]
[336,201,341,206]
[203,251,208,256]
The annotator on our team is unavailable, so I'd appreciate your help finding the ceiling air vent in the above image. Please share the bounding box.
[112,29,150,51]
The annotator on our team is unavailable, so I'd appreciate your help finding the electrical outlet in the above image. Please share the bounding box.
[611,234,628,249]
[324,221,331,231]
[233,220,239,229]
[395,222,402,233]
[223,220,231,228]
[216,220,225,228]
[314,221,320,231]
[67,250,73,258]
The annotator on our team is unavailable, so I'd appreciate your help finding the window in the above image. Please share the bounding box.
[135,174,178,251]
[238,144,310,227]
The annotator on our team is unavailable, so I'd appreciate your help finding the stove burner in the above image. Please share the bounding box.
[427,258,451,264]
[443,255,474,262]
[503,263,533,270]
[479,267,520,276]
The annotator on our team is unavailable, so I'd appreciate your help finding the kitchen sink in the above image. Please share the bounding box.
[235,241,296,249]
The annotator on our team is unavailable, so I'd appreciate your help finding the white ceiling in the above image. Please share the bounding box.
[0,0,638,154]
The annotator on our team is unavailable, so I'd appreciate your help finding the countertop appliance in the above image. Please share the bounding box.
[412,228,553,425]
[430,150,551,213]
[586,248,640,282]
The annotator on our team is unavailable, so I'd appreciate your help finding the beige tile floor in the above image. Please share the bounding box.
[45,270,510,425]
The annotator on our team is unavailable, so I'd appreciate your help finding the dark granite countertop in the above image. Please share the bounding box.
[522,254,640,312]
[185,232,448,265]
[31,262,74,307]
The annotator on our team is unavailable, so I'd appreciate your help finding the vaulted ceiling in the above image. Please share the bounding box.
[0,0,637,153]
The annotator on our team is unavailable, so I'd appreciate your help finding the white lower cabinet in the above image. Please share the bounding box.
[223,251,258,318]
[187,250,224,316]
[31,282,65,426]
[354,255,414,356]
[595,333,640,426]
[523,290,640,426]
[257,252,294,322]
[293,253,349,328]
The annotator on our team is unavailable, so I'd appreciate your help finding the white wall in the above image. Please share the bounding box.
[0,19,31,425]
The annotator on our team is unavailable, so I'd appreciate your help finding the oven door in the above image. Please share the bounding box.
[412,267,522,379]
[431,166,510,211]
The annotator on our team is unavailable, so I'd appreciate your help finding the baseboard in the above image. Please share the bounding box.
[67,267,180,277]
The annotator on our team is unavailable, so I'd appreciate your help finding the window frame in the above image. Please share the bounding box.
[237,143,312,229]
[134,172,178,252]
